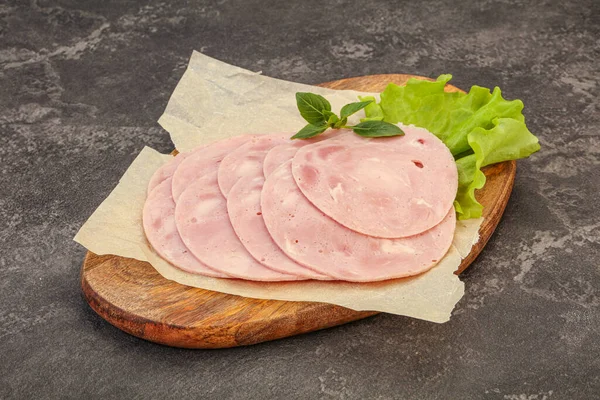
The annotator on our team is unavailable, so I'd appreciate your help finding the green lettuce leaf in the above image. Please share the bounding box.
[358,95,384,121]
[453,154,483,219]
[364,75,540,219]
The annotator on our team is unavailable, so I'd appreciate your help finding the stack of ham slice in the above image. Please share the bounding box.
[143,125,458,282]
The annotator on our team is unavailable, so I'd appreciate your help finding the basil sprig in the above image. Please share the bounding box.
[292,92,404,140]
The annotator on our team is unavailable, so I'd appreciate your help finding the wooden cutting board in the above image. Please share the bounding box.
[81,74,516,348]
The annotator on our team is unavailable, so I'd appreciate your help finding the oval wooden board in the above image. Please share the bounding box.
[81,74,516,349]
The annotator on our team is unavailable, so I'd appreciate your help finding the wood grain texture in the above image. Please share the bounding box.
[81,74,516,348]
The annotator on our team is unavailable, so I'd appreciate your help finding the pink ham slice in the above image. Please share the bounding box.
[263,130,346,177]
[143,178,229,278]
[147,152,189,195]
[261,161,456,282]
[175,172,302,281]
[227,175,332,280]
[291,125,457,238]
[217,134,288,197]
[263,142,306,178]
[171,135,254,202]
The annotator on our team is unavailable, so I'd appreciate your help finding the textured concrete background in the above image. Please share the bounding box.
[1,0,599,398]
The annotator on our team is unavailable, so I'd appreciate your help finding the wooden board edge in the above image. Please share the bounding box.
[81,252,378,348]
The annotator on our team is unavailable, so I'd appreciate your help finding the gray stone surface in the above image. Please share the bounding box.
[1,0,599,398]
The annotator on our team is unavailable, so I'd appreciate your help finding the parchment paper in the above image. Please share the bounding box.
[75,51,483,323]
[158,51,377,151]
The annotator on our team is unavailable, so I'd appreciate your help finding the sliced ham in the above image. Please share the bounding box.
[263,130,346,177]
[147,152,189,195]
[218,134,288,197]
[263,142,306,178]
[227,175,332,280]
[143,178,229,278]
[291,125,457,238]
[171,135,254,202]
[261,161,456,282]
[175,171,303,281]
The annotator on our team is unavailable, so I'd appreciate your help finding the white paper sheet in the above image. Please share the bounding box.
[75,52,483,322]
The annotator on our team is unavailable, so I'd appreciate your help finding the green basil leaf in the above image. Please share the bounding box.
[291,123,329,139]
[322,110,336,119]
[295,92,332,124]
[340,100,373,119]
[352,121,404,137]
[327,113,339,127]
[334,117,347,129]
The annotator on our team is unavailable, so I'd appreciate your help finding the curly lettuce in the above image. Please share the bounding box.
[361,75,540,220]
